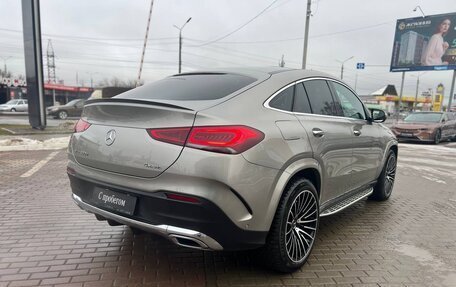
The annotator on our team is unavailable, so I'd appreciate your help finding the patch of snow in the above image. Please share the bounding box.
[422,175,446,184]
[398,157,456,169]
[399,143,456,154]
[0,136,70,151]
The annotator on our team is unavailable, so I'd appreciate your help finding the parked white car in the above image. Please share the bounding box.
[0,99,28,112]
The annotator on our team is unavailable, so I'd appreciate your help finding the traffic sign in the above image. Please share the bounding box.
[356,63,365,69]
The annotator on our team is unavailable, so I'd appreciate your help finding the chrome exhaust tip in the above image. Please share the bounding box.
[169,234,209,250]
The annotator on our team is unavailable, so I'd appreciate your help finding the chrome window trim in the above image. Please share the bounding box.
[264,77,370,122]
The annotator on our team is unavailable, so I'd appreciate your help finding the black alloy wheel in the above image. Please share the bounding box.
[370,150,397,201]
[261,179,319,273]
[434,129,441,144]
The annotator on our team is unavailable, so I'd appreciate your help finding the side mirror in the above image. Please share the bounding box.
[370,108,386,123]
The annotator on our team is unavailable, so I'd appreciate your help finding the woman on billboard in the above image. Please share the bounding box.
[421,18,451,66]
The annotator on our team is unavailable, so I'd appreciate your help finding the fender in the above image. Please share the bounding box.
[376,138,398,178]
[263,157,322,231]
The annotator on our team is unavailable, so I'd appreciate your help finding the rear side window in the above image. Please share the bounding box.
[447,113,455,120]
[303,80,337,116]
[269,85,294,111]
[293,83,312,113]
[118,73,256,101]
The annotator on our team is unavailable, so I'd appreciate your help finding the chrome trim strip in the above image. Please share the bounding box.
[263,76,369,122]
[320,187,373,217]
[72,193,223,251]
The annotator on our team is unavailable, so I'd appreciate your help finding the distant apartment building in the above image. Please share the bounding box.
[397,31,428,66]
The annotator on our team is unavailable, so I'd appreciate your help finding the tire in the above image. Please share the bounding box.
[434,129,441,144]
[58,110,68,120]
[10,108,16,112]
[370,150,396,201]
[129,226,145,235]
[260,178,319,273]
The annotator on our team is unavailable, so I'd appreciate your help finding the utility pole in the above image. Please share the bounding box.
[354,73,358,93]
[1,56,12,76]
[85,72,98,88]
[414,76,419,111]
[279,55,285,67]
[46,39,56,83]
[337,56,354,80]
[411,72,426,111]
[301,0,312,69]
[398,71,405,120]
[137,0,155,87]
[174,17,192,74]
[448,70,456,112]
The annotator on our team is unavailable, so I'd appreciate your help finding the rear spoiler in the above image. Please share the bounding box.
[84,98,194,111]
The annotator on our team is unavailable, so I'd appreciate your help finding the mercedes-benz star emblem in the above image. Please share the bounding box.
[105,130,116,146]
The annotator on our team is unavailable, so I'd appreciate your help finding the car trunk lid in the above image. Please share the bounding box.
[71,99,195,178]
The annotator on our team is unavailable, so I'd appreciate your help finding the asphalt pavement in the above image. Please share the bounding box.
[0,143,455,286]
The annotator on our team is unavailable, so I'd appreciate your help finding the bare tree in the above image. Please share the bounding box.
[96,77,140,88]
[0,69,12,78]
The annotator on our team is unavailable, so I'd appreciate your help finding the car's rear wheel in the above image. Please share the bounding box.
[58,110,68,120]
[370,150,396,201]
[261,178,319,273]
[434,129,441,144]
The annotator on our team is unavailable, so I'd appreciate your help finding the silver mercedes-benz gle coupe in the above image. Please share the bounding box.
[68,67,398,272]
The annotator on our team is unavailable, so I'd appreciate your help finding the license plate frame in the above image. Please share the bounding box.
[91,187,137,216]
[400,132,413,137]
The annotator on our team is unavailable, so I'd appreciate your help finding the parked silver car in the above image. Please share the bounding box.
[68,68,398,272]
[0,99,28,112]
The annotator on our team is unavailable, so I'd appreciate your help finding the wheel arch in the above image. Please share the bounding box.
[264,158,322,231]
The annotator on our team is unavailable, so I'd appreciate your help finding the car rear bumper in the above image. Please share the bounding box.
[68,173,268,251]
[396,136,434,142]
[393,130,435,142]
[72,193,224,250]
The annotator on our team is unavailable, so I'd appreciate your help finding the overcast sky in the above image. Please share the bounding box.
[0,0,455,103]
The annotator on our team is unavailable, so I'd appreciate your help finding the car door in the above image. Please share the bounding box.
[328,80,383,190]
[18,100,26,112]
[294,80,354,204]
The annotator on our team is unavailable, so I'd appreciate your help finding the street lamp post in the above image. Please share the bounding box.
[1,56,12,75]
[411,72,427,111]
[337,56,354,80]
[85,72,99,88]
[174,17,192,74]
[301,0,312,69]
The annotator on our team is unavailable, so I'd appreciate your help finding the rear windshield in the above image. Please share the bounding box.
[118,73,256,101]
[404,112,442,123]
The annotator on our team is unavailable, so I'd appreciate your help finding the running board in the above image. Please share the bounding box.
[320,187,373,217]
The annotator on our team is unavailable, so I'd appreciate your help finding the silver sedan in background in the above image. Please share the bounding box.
[0,99,28,112]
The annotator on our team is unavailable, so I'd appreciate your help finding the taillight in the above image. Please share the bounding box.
[147,125,264,154]
[74,118,91,133]
[148,127,191,146]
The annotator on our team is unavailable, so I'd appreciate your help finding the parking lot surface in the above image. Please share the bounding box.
[1,143,456,287]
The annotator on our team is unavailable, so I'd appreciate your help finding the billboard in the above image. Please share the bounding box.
[390,13,456,72]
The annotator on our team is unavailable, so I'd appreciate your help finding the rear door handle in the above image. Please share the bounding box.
[312,128,324,137]
[353,130,361,136]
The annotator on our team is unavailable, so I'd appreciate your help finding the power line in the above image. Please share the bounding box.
[195,0,282,47]
[0,27,175,42]
[201,20,395,45]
